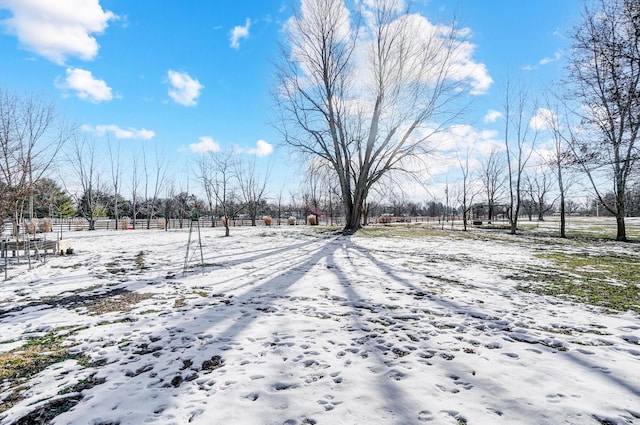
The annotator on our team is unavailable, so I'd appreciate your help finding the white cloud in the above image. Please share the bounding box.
[378,14,492,95]
[524,51,563,71]
[484,109,503,123]
[166,70,203,106]
[444,36,492,95]
[82,124,155,140]
[230,18,250,49]
[361,0,406,14]
[190,136,221,154]
[529,107,557,131]
[247,139,273,157]
[0,0,116,64]
[540,51,562,65]
[55,67,112,102]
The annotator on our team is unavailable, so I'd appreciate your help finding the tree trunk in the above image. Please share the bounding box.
[361,201,369,227]
[615,215,627,242]
[559,195,566,238]
[343,199,362,235]
[114,199,119,230]
[224,216,230,237]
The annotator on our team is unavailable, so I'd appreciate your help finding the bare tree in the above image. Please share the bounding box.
[236,157,269,226]
[503,81,538,234]
[539,100,573,237]
[129,153,143,229]
[201,151,245,237]
[164,179,176,230]
[456,145,480,231]
[565,0,640,241]
[107,137,122,229]
[142,145,167,229]
[276,0,487,233]
[276,187,285,225]
[0,88,23,226]
[0,86,71,234]
[67,134,102,230]
[479,148,506,222]
[524,169,555,221]
[196,155,217,227]
[442,182,451,230]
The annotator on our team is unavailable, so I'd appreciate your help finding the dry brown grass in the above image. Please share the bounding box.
[86,292,153,315]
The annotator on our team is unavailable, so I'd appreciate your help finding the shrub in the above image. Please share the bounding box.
[120,216,131,230]
[263,216,273,226]
[26,220,37,235]
[377,215,393,224]
[307,215,317,225]
[41,218,53,232]
[288,216,296,225]
[72,218,85,231]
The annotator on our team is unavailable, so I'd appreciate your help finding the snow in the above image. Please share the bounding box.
[0,225,639,425]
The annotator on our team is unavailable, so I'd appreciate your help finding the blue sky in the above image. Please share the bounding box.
[0,0,584,201]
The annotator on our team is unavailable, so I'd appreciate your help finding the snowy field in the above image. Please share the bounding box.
[0,223,639,425]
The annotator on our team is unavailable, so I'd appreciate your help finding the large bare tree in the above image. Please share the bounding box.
[275,0,488,233]
[566,0,640,241]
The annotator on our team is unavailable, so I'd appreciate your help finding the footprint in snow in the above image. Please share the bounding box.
[418,410,435,421]
[317,395,343,411]
[546,393,567,403]
[436,384,459,394]
[244,392,260,401]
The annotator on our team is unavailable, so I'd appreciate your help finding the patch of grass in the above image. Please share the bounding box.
[57,373,106,395]
[518,252,640,313]
[310,226,342,233]
[50,263,84,270]
[0,332,72,381]
[0,328,88,415]
[11,395,82,425]
[356,224,511,242]
[173,297,187,308]
[134,250,147,270]
[357,225,447,239]
[87,292,153,315]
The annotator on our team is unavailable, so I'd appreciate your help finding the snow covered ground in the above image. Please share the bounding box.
[0,224,639,425]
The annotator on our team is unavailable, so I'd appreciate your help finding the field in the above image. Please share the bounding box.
[0,218,639,425]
